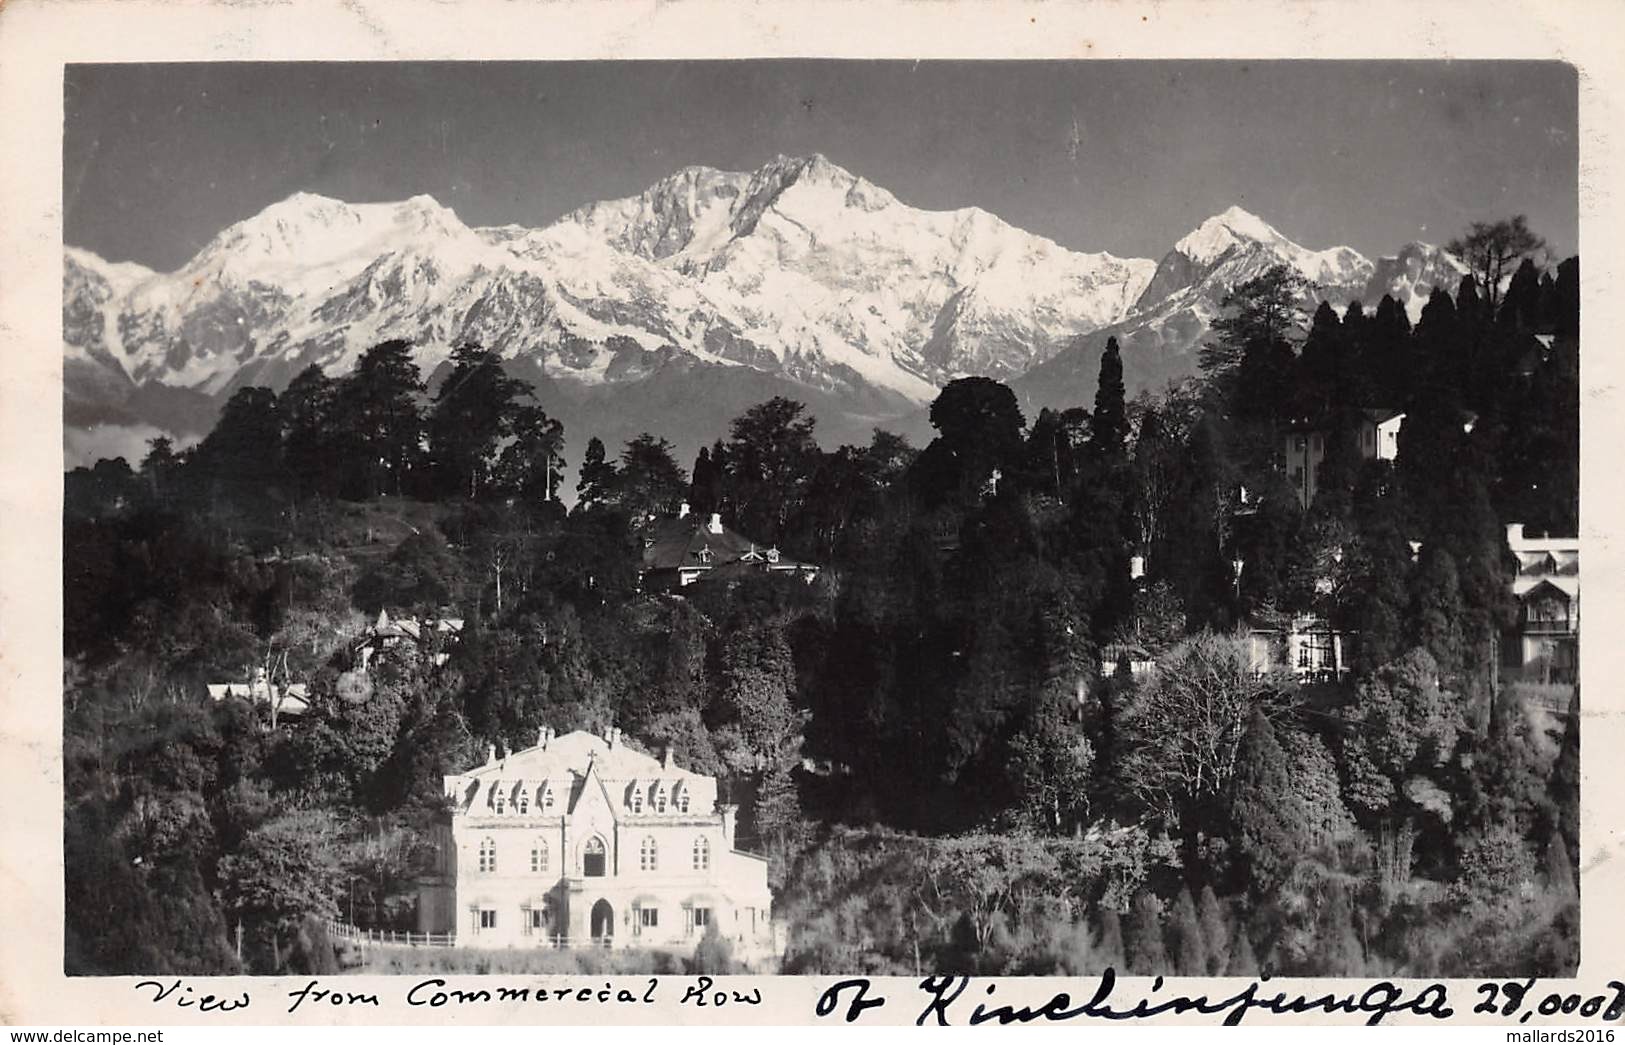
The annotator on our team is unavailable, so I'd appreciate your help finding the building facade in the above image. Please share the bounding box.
[417,727,776,961]
[1245,615,1356,682]
[1284,409,1405,508]
[1504,522,1579,682]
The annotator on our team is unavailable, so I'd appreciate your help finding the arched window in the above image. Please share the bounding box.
[692,836,710,871]
[492,786,506,815]
[514,784,529,815]
[530,838,548,873]
[478,836,497,873]
[628,784,644,814]
[583,836,606,877]
[652,783,669,814]
[640,836,658,872]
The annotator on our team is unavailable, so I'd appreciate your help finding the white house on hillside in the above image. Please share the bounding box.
[1504,522,1579,682]
[1284,408,1405,508]
[416,726,777,962]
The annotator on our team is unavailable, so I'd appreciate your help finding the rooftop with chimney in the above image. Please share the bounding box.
[639,503,819,589]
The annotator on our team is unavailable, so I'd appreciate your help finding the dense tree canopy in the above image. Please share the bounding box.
[62,219,1580,978]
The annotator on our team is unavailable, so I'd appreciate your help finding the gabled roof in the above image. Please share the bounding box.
[460,729,695,783]
[357,609,465,646]
[1518,577,1577,602]
[641,514,815,575]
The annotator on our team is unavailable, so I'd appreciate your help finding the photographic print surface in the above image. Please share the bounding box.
[60,58,1580,982]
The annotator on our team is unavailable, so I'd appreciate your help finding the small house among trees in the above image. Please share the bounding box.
[1504,522,1579,683]
[352,609,465,670]
[1283,408,1404,509]
[639,504,820,591]
[205,668,311,717]
[1245,615,1357,681]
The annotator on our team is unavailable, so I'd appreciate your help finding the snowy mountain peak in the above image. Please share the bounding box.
[178,191,481,297]
[1174,205,1287,264]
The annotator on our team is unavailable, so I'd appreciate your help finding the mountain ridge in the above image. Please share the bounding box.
[63,155,1468,469]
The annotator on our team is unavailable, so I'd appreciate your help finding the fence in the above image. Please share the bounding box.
[325,920,455,948]
[325,920,627,951]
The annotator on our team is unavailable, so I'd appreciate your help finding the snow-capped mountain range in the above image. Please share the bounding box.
[63,153,1467,465]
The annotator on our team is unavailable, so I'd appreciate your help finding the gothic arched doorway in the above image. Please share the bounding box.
[591,899,615,943]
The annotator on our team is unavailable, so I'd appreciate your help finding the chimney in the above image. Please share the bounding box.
[1129,554,1146,581]
[485,744,497,766]
[720,803,738,844]
[610,726,622,748]
[662,745,674,770]
[708,512,723,535]
[537,725,548,749]
[1506,523,1525,547]
[678,501,690,519]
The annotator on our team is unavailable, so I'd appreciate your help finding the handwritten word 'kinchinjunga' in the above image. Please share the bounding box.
[816,973,1625,1027]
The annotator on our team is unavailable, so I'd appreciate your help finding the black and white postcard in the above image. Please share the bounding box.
[2,0,1623,1030]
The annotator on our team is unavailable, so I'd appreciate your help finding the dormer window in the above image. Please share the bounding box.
[492,787,506,815]
[675,784,691,814]
[540,783,555,812]
[652,783,669,814]
[514,785,529,815]
[629,784,645,814]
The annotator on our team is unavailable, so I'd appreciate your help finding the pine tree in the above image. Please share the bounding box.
[428,342,533,500]
[1412,288,1460,404]
[1197,885,1232,975]
[1367,294,1413,404]
[1230,708,1303,889]
[199,386,283,487]
[1095,907,1126,971]
[576,437,616,511]
[1298,301,1345,416]
[1316,880,1365,975]
[1165,887,1208,976]
[1225,920,1260,976]
[1125,892,1168,975]
[1089,337,1128,464]
[333,340,426,498]
[280,364,339,499]
[1408,547,1466,677]
[751,763,801,850]
[1543,827,1577,901]
[1500,257,1544,331]
[1548,688,1580,874]
[688,445,721,514]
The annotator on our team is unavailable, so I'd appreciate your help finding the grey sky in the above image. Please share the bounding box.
[64,60,1578,271]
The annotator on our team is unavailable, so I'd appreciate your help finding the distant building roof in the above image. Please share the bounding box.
[640,507,817,585]
[354,609,464,648]
[206,678,310,716]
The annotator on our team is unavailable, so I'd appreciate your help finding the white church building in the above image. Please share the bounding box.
[417,726,777,961]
